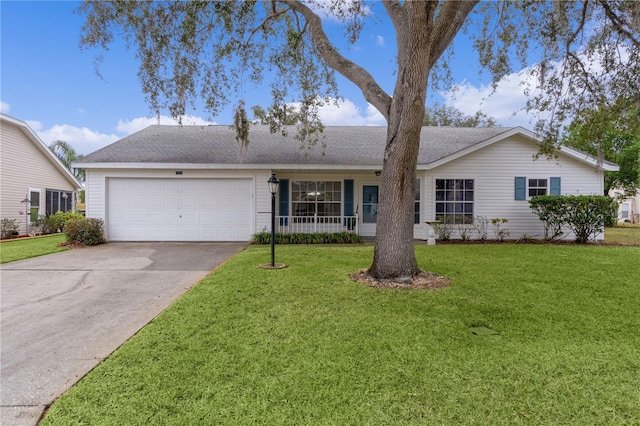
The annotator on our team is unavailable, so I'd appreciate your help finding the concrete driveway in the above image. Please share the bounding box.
[0,242,247,426]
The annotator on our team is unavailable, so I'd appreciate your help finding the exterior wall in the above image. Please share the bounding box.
[424,135,605,240]
[273,171,426,238]
[83,135,606,242]
[85,168,272,240]
[0,120,78,236]
[610,188,640,223]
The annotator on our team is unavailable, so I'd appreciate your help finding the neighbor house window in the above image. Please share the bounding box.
[29,190,40,222]
[528,179,548,197]
[46,189,73,215]
[621,203,630,220]
[414,179,421,224]
[291,181,342,219]
[435,179,474,224]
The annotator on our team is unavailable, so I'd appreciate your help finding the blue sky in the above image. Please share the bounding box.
[1,1,538,155]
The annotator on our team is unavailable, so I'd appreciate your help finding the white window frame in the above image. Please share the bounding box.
[434,178,474,224]
[28,188,41,223]
[290,180,342,221]
[414,178,421,225]
[528,178,548,198]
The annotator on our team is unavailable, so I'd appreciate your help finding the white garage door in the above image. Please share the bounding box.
[107,178,253,241]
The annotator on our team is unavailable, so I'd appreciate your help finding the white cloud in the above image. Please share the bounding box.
[116,114,215,134]
[24,114,215,156]
[376,35,385,47]
[34,123,121,155]
[316,98,385,126]
[440,69,546,129]
[0,101,10,113]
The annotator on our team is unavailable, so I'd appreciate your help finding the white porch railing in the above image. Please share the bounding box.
[276,214,359,234]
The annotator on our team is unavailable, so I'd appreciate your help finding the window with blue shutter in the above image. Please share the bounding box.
[515,176,526,200]
[279,179,289,226]
[550,177,561,195]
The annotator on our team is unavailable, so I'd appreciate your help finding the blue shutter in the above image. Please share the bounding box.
[344,179,354,216]
[279,179,289,226]
[515,176,526,200]
[550,177,561,195]
[343,179,354,227]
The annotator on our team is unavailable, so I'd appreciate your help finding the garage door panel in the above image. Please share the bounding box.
[108,178,253,241]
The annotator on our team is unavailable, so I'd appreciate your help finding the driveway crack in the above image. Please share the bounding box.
[1,271,91,313]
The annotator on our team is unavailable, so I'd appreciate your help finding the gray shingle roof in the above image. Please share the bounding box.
[79,125,515,166]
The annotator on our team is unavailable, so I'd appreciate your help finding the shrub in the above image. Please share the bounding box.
[35,211,85,234]
[473,216,490,241]
[564,196,618,243]
[252,232,363,245]
[1,218,20,239]
[64,217,106,246]
[455,216,474,240]
[529,195,618,243]
[529,195,567,240]
[491,218,510,241]
[433,216,454,240]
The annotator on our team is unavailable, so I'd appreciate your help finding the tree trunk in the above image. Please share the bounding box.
[368,3,435,280]
[369,117,423,279]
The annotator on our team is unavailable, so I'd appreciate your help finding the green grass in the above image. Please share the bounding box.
[0,234,67,263]
[42,245,640,425]
[605,223,640,245]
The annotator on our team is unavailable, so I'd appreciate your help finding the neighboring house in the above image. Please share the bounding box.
[75,125,617,242]
[0,114,82,236]
[610,188,640,223]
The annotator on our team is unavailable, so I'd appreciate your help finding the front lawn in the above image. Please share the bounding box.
[605,223,640,245]
[43,245,640,425]
[0,234,67,263]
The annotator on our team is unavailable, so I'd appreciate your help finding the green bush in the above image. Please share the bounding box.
[64,217,106,246]
[564,195,618,243]
[35,211,85,234]
[529,195,618,243]
[433,216,454,240]
[529,195,568,240]
[252,232,363,245]
[1,218,20,239]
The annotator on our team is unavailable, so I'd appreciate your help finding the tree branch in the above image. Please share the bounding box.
[566,0,589,52]
[382,0,406,27]
[284,0,392,119]
[244,5,291,47]
[597,0,640,47]
[382,0,407,68]
[429,1,479,69]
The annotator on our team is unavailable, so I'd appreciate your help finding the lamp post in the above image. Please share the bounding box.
[267,173,280,267]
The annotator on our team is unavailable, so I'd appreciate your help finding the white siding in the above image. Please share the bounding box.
[0,121,78,236]
[253,170,273,234]
[425,135,605,240]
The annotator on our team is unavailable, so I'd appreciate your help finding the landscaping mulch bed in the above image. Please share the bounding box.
[350,269,452,290]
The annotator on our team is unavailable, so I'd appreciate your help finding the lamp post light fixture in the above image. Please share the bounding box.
[267,173,280,267]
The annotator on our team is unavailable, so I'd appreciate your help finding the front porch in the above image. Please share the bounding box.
[275,214,359,234]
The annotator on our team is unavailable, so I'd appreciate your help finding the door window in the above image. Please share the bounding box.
[362,185,378,224]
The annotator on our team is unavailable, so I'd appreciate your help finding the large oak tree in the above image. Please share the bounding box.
[79,0,639,280]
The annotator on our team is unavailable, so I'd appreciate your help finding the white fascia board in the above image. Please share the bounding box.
[1,113,82,189]
[556,146,619,171]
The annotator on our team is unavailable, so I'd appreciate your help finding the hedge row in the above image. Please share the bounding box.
[529,195,618,243]
[252,232,363,245]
